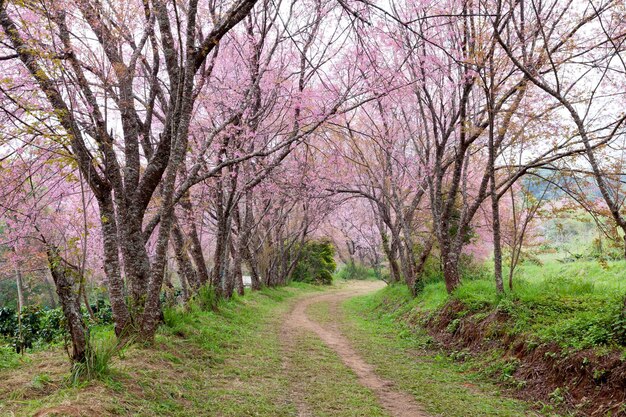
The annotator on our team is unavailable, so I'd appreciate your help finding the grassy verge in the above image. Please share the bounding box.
[338,267,626,416]
[418,259,626,351]
[1,284,319,416]
[0,281,400,417]
[307,296,538,417]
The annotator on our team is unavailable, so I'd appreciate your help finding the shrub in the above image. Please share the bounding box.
[91,299,114,323]
[38,309,66,343]
[459,254,491,281]
[0,307,17,339]
[0,302,115,353]
[291,239,336,285]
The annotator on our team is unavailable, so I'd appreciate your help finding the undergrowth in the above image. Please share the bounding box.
[1,282,321,416]
[69,330,121,384]
[408,259,626,350]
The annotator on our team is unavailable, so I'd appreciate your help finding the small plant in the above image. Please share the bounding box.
[501,358,520,379]
[69,333,121,384]
[610,307,626,345]
[194,285,218,311]
[449,349,471,361]
[496,297,515,315]
[549,387,566,404]
[592,368,607,383]
[446,318,461,333]
[32,373,52,389]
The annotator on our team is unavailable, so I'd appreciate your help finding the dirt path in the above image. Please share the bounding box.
[281,281,430,417]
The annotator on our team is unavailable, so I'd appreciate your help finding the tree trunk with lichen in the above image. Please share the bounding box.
[46,246,87,362]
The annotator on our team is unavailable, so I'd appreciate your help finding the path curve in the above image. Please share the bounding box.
[282,281,430,417]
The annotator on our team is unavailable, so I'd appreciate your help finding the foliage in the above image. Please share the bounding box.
[400,258,626,350]
[0,344,21,370]
[0,279,57,310]
[334,262,379,281]
[0,302,114,353]
[419,252,491,284]
[290,239,337,285]
[69,331,120,384]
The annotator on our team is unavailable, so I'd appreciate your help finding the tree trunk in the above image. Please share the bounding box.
[14,263,25,314]
[44,271,58,308]
[98,196,131,337]
[243,246,262,290]
[14,260,25,354]
[171,221,200,291]
[409,238,433,296]
[179,166,210,286]
[223,253,234,299]
[47,247,87,362]
[441,245,461,294]
[231,240,244,296]
[381,232,401,283]
[492,192,504,294]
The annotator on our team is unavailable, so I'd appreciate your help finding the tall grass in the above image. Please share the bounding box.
[69,330,124,384]
[0,344,21,370]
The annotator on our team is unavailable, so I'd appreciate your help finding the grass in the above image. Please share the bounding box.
[0,344,24,371]
[0,284,317,416]
[334,263,382,281]
[334,295,541,417]
[0,281,394,416]
[304,295,538,417]
[4,260,615,416]
[69,329,121,384]
[285,331,389,417]
[327,258,626,416]
[411,259,626,350]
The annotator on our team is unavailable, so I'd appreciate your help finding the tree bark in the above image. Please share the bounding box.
[98,196,131,337]
[47,246,87,362]
[441,241,461,293]
[171,220,201,291]
[14,260,25,314]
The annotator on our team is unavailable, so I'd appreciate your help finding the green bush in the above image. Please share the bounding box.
[38,308,66,343]
[193,285,219,311]
[0,308,17,339]
[291,239,337,285]
[0,302,114,353]
[418,252,490,284]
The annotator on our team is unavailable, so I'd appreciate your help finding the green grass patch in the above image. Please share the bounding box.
[0,345,24,370]
[341,293,539,417]
[407,258,626,350]
[286,331,389,416]
[0,284,323,416]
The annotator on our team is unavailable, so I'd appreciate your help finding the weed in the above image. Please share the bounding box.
[549,387,566,404]
[31,373,52,389]
[69,332,121,384]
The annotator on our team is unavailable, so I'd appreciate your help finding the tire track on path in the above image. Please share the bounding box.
[281,281,430,417]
